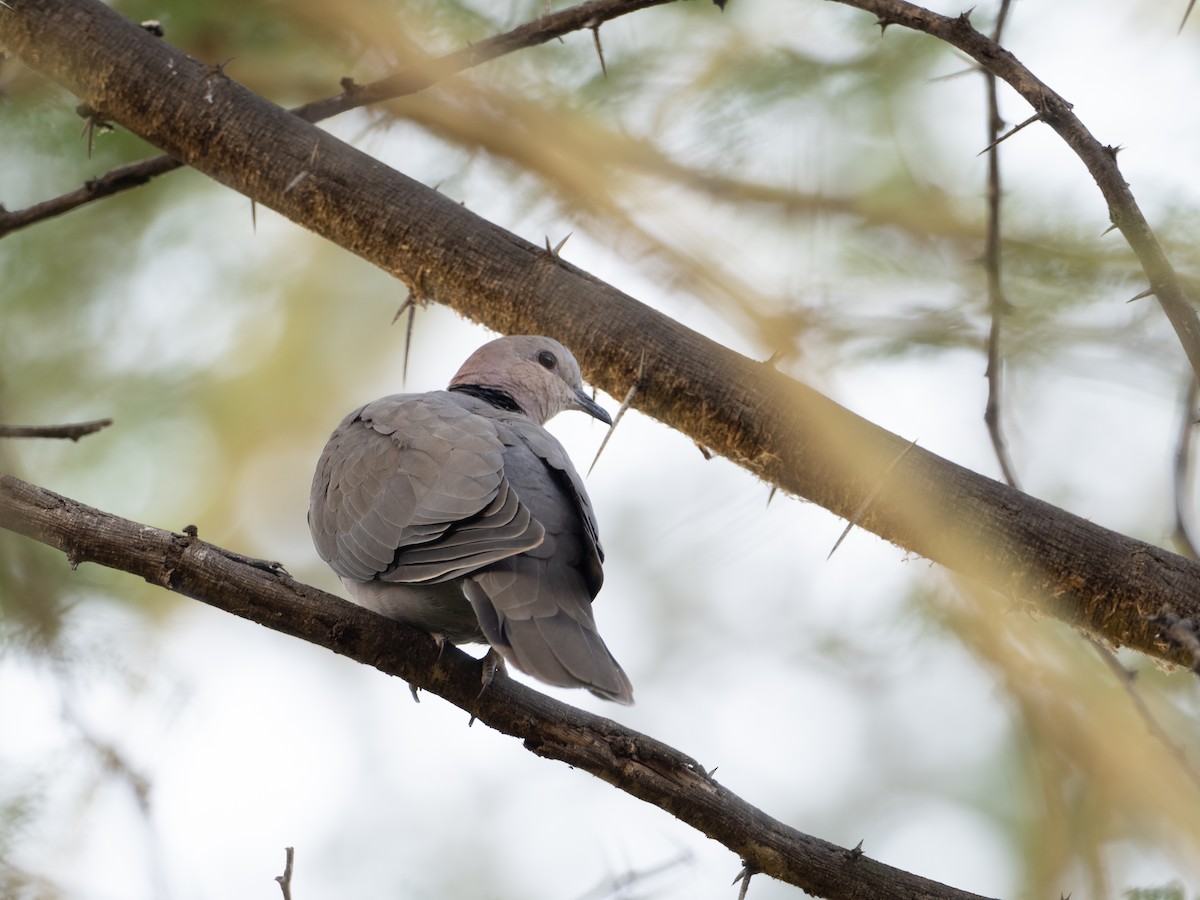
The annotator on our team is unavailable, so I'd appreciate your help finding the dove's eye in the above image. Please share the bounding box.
[537,350,557,370]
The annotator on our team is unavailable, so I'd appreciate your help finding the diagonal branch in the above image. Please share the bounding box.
[833,0,1200,395]
[5,0,1200,670]
[0,474,996,900]
[0,0,678,238]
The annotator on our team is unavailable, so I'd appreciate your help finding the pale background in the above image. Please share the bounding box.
[3,1,1200,898]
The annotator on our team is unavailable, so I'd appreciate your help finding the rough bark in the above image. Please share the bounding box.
[1,0,1198,668]
[0,474,997,900]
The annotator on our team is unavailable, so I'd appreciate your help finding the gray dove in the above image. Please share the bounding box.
[308,335,633,704]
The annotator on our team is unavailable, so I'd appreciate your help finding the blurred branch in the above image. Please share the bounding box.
[8,0,1200,669]
[1172,376,1200,560]
[0,474,995,900]
[0,0,678,238]
[574,850,692,900]
[980,0,1020,490]
[0,418,112,441]
[1087,638,1200,792]
[834,0,1200,389]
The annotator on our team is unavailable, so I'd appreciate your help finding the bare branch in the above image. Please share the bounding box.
[10,0,1200,669]
[0,418,113,441]
[981,0,1020,490]
[573,851,692,900]
[0,474,996,900]
[0,0,679,238]
[275,847,294,900]
[1087,638,1200,792]
[833,0,1200,391]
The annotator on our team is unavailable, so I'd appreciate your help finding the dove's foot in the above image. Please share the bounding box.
[478,648,507,698]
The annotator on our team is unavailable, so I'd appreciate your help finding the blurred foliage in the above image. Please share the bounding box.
[4,0,1200,897]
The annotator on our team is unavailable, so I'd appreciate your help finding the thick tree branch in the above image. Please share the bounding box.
[3,0,1200,669]
[0,474,996,900]
[833,0,1200,392]
[0,0,678,237]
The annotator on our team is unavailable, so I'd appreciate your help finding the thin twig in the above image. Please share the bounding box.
[1087,637,1200,792]
[573,851,692,900]
[275,846,294,900]
[0,418,113,441]
[833,0,1200,398]
[1172,376,1200,560]
[0,0,677,238]
[981,0,1020,491]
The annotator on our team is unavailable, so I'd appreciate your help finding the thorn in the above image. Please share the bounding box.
[1101,222,1119,236]
[392,294,415,325]
[976,113,1041,155]
[250,198,257,233]
[876,16,894,32]
[707,765,719,777]
[409,682,421,703]
[282,171,309,195]
[1181,0,1197,33]
[401,298,417,386]
[763,350,784,369]
[732,864,755,900]
[545,231,572,258]
[1103,143,1123,160]
[695,442,713,460]
[588,350,644,475]
[76,104,114,158]
[957,8,975,26]
[828,438,919,560]
[845,839,865,860]
[766,485,778,507]
[589,22,607,78]
[1126,287,1155,303]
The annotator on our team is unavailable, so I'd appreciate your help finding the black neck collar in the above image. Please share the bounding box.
[449,384,525,414]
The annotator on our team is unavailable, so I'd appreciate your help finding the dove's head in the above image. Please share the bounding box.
[449,335,612,427]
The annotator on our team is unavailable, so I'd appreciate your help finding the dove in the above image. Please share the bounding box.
[308,335,633,704]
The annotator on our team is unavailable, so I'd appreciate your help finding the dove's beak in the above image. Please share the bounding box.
[573,388,612,426]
